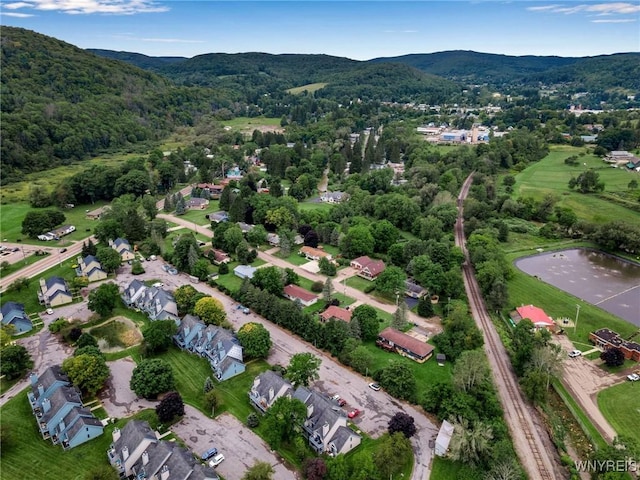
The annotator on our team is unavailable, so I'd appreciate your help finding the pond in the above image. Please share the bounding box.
[514,248,640,326]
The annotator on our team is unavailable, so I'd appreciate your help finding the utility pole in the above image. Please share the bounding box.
[574,304,581,334]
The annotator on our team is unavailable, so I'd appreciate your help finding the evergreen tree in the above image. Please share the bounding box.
[163,194,173,212]
[392,302,408,330]
[322,277,333,302]
[220,185,232,210]
[175,193,186,215]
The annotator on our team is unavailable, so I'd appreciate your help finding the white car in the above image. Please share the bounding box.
[568,350,582,358]
[627,373,640,382]
[368,383,381,391]
[208,453,225,467]
[152,282,164,288]
[46,308,54,315]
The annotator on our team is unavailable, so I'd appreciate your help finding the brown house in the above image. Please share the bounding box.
[376,327,434,363]
[350,256,386,281]
[319,306,352,323]
[589,328,640,361]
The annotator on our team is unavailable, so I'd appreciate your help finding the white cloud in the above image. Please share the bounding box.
[591,18,636,23]
[2,11,34,16]
[2,0,169,15]
[527,2,640,16]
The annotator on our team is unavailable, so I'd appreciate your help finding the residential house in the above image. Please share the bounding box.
[173,314,205,349]
[294,386,362,456]
[248,370,294,413]
[405,279,427,299]
[237,222,255,234]
[109,238,136,262]
[197,183,225,199]
[589,329,640,361]
[510,305,557,332]
[206,211,229,223]
[33,381,104,450]
[28,365,70,412]
[226,166,243,179]
[187,197,209,209]
[377,327,435,363]
[299,246,333,262]
[50,225,76,239]
[319,306,352,324]
[121,280,179,323]
[184,320,245,381]
[85,206,110,220]
[0,301,33,334]
[107,420,219,479]
[320,192,349,204]
[233,265,257,280]
[247,373,361,456]
[76,255,107,282]
[207,249,230,265]
[294,234,305,245]
[38,276,73,307]
[283,284,318,307]
[266,233,280,246]
[350,256,386,281]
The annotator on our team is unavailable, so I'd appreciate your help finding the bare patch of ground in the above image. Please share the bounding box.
[90,315,143,353]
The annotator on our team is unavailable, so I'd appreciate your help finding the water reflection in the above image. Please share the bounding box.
[515,249,640,326]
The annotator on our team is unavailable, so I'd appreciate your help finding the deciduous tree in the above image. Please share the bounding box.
[143,320,178,354]
[237,322,272,359]
[88,282,120,317]
[601,347,625,367]
[130,358,175,399]
[194,296,227,326]
[388,412,417,438]
[263,396,307,448]
[62,353,109,396]
[96,246,122,274]
[0,344,33,379]
[285,352,321,387]
[241,461,274,480]
[379,361,417,402]
[351,305,379,341]
[373,432,413,479]
[156,391,185,422]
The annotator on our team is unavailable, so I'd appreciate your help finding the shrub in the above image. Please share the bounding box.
[247,413,260,428]
[218,262,229,275]
[364,283,376,294]
[156,391,185,423]
[204,389,220,413]
[311,281,324,293]
[131,261,145,275]
[49,318,68,333]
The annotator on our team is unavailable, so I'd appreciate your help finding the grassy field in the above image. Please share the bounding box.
[597,381,640,444]
[430,456,483,480]
[178,199,220,225]
[286,83,328,95]
[0,153,139,204]
[0,201,110,245]
[220,116,282,133]
[507,254,638,347]
[514,146,640,225]
[0,390,117,480]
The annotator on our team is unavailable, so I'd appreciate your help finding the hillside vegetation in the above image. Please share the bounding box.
[0,27,222,184]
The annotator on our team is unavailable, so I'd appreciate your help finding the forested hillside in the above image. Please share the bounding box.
[0,27,225,184]
[370,50,640,91]
[90,50,460,104]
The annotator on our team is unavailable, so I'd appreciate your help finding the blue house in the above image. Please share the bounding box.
[30,365,103,450]
[121,280,179,323]
[233,265,257,280]
[28,366,71,412]
[1,301,33,334]
[175,316,245,381]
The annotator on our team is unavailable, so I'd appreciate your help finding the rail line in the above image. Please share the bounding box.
[456,174,556,480]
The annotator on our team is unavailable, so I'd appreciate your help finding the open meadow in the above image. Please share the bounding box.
[514,146,640,225]
[597,381,640,444]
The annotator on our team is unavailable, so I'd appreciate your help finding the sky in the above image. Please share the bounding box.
[1,1,639,60]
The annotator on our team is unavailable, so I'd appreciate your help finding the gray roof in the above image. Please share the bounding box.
[252,371,292,399]
[83,255,99,265]
[178,314,201,335]
[113,420,157,454]
[330,425,356,452]
[45,276,67,290]
[1,301,25,317]
[41,385,82,423]
[132,441,175,478]
[294,387,346,436]
[64,410,103,440]
[31,365,69,401]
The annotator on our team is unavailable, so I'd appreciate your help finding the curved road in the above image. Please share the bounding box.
[455,174,559,480]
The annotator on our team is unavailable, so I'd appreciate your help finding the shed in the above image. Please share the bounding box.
[434,420,454,457]
[436,353,446,366]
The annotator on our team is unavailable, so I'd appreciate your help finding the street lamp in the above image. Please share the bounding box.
[395,290,400,306]
[574,304,581,334]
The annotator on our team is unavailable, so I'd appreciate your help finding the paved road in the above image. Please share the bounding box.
[113,258,438,479]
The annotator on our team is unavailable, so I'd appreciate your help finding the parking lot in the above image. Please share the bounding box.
[172,407,296,480]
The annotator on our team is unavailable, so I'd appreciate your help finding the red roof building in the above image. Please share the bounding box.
[350,256,386,281]
[319,306,352,323]
[513,305,556,332]
[376,327,434,363]
[283,284,318,307]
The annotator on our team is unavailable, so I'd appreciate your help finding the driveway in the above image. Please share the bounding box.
[172,407,296,480]
[100,357,156,418]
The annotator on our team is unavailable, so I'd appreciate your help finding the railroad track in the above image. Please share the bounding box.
[456,174,555,480]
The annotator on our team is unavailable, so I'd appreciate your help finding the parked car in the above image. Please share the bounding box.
[168,268,178,275]
[348,408,360,419]
[627,373,640,382]
[200,447,218,461]
[152,282,164,288]
[162,264,170,272]
[208,453,225,468]
[60,248,67,253]
[568,350,582,358]
[331,394,346,407]
[368,383,381,391]
[237,305,250,314]
[46,308,54,315]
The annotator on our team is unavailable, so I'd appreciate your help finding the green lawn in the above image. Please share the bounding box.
[362,340,452,399]
[0,389,117,480]
[514,146,640,225]
[0,251,50,279]
[430,456,483,480]
[178,199,220,225]
[221,116,282,131]
[298,202,333,212]
[597,381,640,444]
[507,252,638,347]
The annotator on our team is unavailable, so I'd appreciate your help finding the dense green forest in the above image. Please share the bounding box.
[0,27,229,184]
